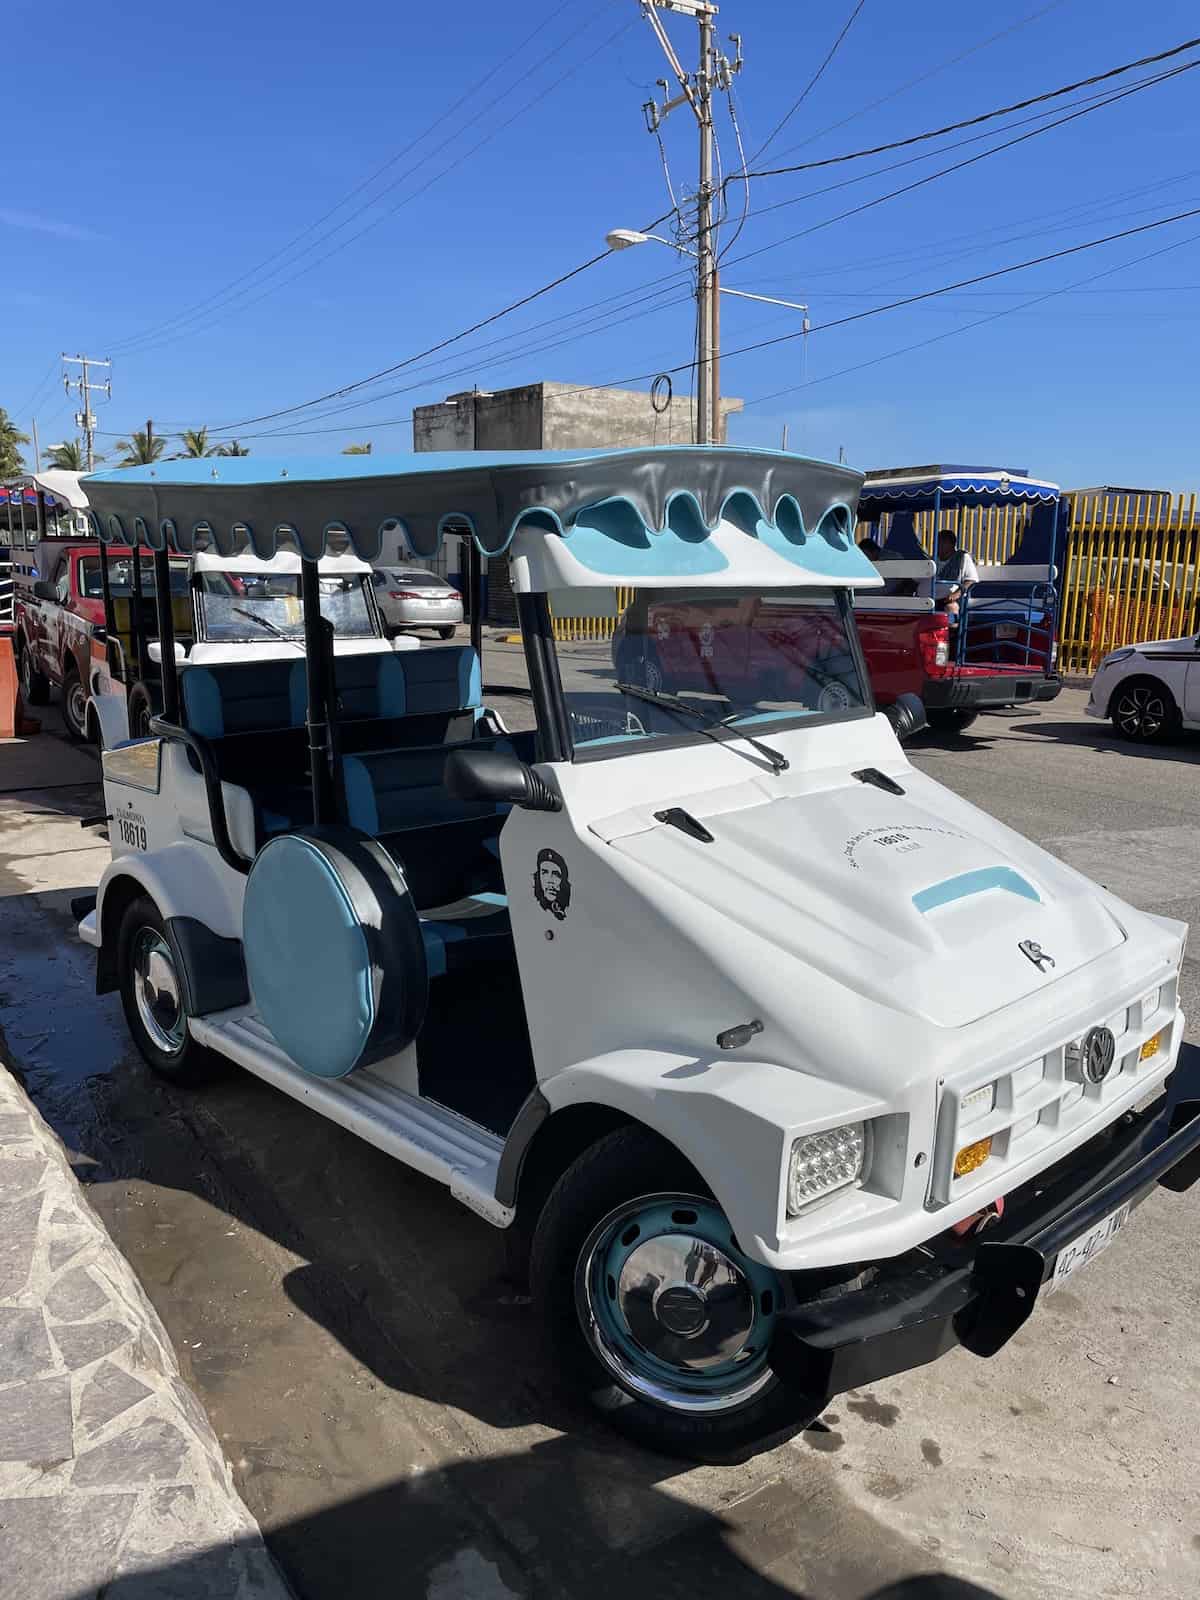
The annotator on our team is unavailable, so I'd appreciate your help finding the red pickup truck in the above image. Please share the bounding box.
[14,541,187,741]
[612,587,1060,736]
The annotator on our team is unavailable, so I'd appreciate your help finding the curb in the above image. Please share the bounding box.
[0,1062,294,1598]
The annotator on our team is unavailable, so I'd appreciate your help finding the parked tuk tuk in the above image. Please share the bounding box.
[76,448,1198,1459]
[856,466,1064,732]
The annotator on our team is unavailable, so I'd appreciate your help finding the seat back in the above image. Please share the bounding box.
[180,658,302,738]
[396,645,481,716]
[342,739,507,836]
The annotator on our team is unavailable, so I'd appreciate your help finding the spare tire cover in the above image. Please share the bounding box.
[242,825,427,1079]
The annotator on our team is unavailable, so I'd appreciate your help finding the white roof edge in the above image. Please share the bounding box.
[860,471,1060,494]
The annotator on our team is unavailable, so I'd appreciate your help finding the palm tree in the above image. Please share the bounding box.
[46,439,102,471]
[176,426,218,458]
[0,407,30,476]
[219,440,250,456]
[114,429,166,467]
[343,442,372,455]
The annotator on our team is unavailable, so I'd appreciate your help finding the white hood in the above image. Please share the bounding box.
[606,779,1126,1029]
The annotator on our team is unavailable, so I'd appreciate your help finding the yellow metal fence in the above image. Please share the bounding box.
[546,496,1200,674]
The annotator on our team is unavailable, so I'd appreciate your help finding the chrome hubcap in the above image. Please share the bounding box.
[1116,686,1164,737]
[132,929,185,1055]
[67,679,87,733]
[576,1195,779,1413]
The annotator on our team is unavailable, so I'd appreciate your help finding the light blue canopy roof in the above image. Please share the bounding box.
[81,446,873,587]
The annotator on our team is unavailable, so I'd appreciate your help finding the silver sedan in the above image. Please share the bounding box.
[372,568,464,639]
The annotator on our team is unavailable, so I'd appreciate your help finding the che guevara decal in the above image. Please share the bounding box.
[533,847,571,922]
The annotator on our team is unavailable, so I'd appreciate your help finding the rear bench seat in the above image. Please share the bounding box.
[178,646,487,842]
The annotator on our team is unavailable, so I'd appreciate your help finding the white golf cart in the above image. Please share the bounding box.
[77,450,1199,1460]
[88,540,418,750]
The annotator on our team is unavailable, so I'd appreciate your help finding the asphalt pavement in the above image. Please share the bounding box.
[0,685,1197,1600]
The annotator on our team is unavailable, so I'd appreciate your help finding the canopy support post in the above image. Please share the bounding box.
[97,540,115,678]
[152,547,180,723]
[300,557,335,824]
[468,537,483,660]
[129,541,147,685]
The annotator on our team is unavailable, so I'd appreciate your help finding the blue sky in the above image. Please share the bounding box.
[4,0,1198,486]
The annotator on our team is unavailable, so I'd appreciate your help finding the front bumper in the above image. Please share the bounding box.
[923,673,1062,710]
[769,1048,1200,1398]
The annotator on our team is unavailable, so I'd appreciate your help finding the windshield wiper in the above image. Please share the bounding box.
[231,607,304,650]
[615,682,789,773]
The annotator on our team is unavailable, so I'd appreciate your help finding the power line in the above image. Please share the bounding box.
[742,227,1200,411]
[718,60,1199,278]
[109,13,640,363]
[739,33,1200,181]
[737,62,1198,229]
[206,194,678,435]
[207,42,1192,442]
[745,0,867,168]
[102,2,584,357]
[767,0,1071,162]
[196,202,1200,443]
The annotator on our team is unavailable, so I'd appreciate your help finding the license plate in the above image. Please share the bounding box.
[1050,1203,1130,1290]
[114,810,148,852]
[995,624,1020,640]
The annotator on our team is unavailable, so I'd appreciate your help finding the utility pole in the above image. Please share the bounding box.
[640,2,740,444]
[61,353,112,471]
[31,418,41,472]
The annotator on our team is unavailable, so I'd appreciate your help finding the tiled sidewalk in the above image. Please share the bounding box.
[0,1062,292,1599]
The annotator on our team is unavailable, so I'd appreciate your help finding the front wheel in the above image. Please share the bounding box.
[117,896,219,1085]
[529,1125,816,1460]
[1110,676,1179,742]
[19,642,50,706]
[926,706,979,735]
[61,665,90,742]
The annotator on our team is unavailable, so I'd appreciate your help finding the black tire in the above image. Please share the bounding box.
[116,896,220,1085]
[18,640,50,706]
[1109,675,1180,743]
[126,682,156,741]
[926,707,979,735]
[438,625,456,640]
[528,1125,818,1461]
[61,663,90,742]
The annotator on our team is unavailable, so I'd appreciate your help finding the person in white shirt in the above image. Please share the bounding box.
[935,528,979,620]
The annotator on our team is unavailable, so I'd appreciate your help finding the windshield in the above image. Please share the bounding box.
[554,586,870,756]
[197,572,377,641]
[80,556,190,598]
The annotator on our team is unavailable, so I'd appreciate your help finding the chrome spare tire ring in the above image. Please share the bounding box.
[131,928,187,1056]
[575,1193,780,1414]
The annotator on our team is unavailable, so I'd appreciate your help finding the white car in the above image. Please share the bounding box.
[1086,631,1200,741]
[372,566,463,638]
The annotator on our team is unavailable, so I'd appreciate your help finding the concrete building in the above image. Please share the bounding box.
[411,381,743,623]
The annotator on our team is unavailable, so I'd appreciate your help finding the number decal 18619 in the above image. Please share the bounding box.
[116,812,148,852]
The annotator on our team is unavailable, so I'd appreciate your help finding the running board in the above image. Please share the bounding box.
[189,1008,512,1227]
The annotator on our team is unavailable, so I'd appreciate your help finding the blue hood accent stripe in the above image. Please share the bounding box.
[913,866,1041,915]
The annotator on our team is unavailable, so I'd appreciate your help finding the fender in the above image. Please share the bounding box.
[91,841,244,988]
[538,1050,874,1267]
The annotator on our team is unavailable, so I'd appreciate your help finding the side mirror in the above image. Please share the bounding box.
[444,747,561,813]
[33,580,58,602]
[884,692,928,743]
[147,640,187,665]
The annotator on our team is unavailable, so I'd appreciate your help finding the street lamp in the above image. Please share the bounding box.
[605,227,811,440]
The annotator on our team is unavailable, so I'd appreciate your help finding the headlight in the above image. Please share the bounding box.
[1102,648,1135,668]
[787,1123,867,1214]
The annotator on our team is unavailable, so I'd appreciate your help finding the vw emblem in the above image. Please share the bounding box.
[1080,1026,1116,1085]
[1019,938,1055,972]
